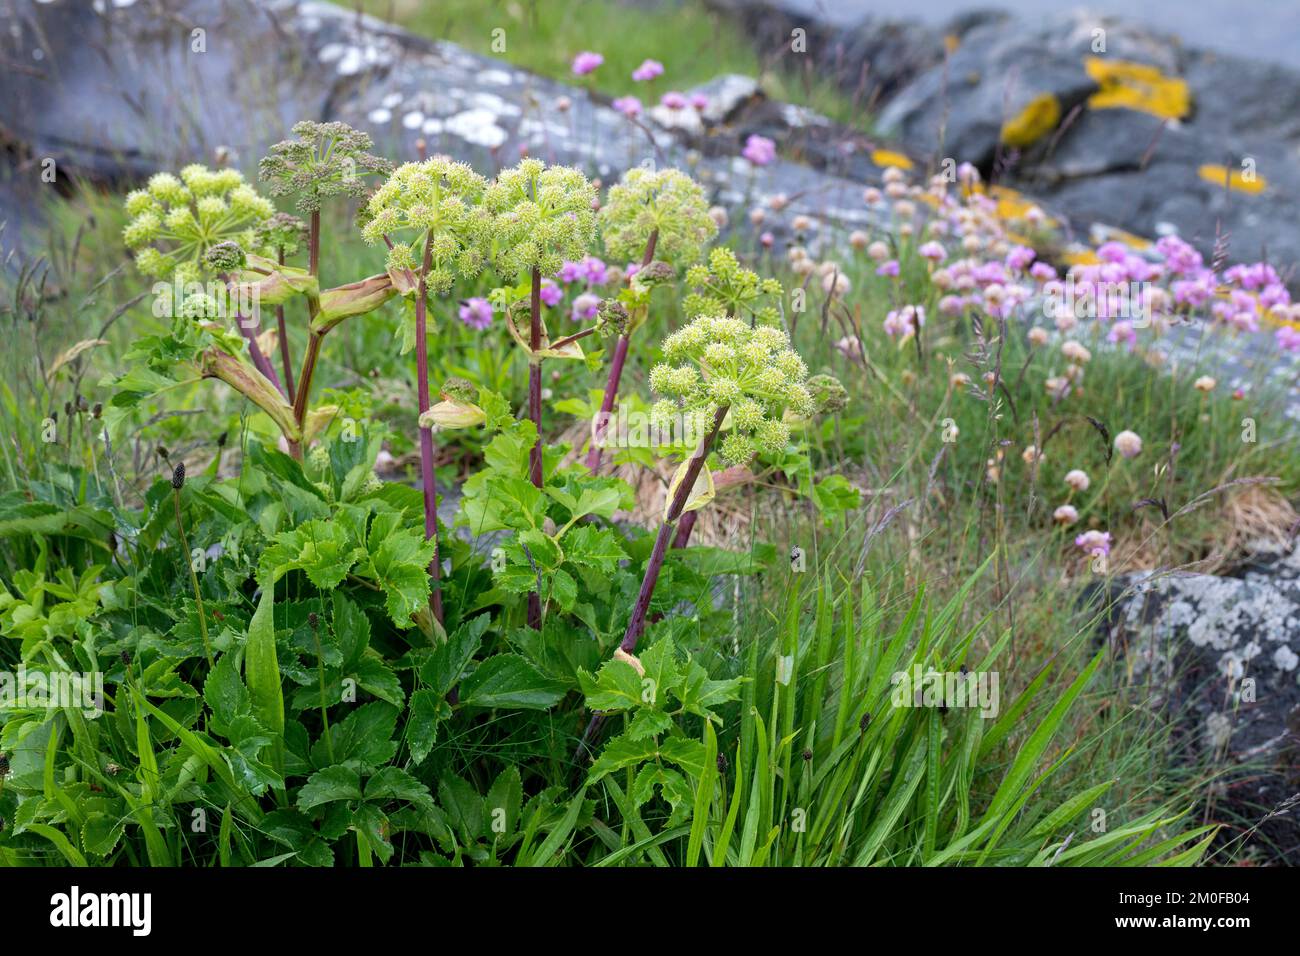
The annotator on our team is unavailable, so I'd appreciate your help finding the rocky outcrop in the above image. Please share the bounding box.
[1106,540,1300,863]
[0,0,890,258]
[713,2,1300,281]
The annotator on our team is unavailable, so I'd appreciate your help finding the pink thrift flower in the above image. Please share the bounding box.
[689,92,709,111]
[1275,326,1300,352]
[458,297,493,330]
[1106,320,1137,350]
[876,259,900,277]
[1075,530,1113,557]
[572,51,604,75]
[660,91,687,110]
[581,256,608,285]
[572,292,600,322]
[918,241,946,262]
[741,134,776,166]
[539,279,563,307]
[612,96,643,117]
[557,261,585,284]
[1097,241,1128,264]
[1029,262,1057,282]
[631,59,664,82]
[1005,245,1036,272]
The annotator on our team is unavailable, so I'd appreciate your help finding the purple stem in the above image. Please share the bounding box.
[576,404,728,761]
[582,229,658,475]
[584,333,630,473]
[225,272,285,398]
[415,237,443,624]
[276,248,296,403]
[527,267,543,631]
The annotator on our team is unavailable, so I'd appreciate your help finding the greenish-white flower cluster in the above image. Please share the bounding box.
[683,247,783,324]
[123,165,275,281]
[360,157,493,295]
[600,167,716,266]
[259,120,392,213]
[649,315,813,465]
[484,159,597,279]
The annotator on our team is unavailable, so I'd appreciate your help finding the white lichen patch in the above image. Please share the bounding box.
[444,109,507,149]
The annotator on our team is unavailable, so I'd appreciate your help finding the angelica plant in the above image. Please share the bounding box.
[124,165,289,391]
[255,212,309,398]
[683,246,784,324]
[587,168,715,472]
[361,157,492,624]
[578,314,813,757]
[483,159,597,630]
[261,121,393,439]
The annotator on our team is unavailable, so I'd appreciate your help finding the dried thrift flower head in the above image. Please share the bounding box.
[259,120,393,213]
[483,159,598,279]
[600,167,717,266]
[1114,429,1143,459]
[123,164,274,281]
[683,246,783,324]
[650,315,813,465]
[361,156,492,294]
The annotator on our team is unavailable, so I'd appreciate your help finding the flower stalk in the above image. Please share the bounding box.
[415,235,444,624]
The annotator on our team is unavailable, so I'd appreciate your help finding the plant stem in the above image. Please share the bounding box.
[584,333,630,473]
[576,405,727,762]
[224,272,285,398]
[415,235,444,624]
[583,229,658,475]
[173,487,213,668]
[671,510,699,549]
[276,248,296,403]
[527,267,543,631]
[309,210,320,277]
[619,407,726,652]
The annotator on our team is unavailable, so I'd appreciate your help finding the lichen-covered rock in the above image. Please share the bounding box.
[1105,541,1300,862]
[0,0,886,259]
[713,3,1300,285]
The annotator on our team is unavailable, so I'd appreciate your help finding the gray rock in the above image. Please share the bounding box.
[0,0,887,262]
[704,0,953,106]
[1105,541,1300,862]
[713,3,1300,282]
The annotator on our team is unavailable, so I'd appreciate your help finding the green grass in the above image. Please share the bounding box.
[354,0,869,128]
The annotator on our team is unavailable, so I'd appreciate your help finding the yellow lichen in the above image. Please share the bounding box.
[1061,248,1101,267]
[999,93,1061,148]
[1197,164,1267,195]
[1084,57,1190,119]
[870,149,914,170]
[1094,227,1153,250]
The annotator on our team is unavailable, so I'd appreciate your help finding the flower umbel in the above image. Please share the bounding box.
[361,156,492,294]
[652,315,812,465]
[259,120,393,213]
[123,165,275,280]
[483,159,598,280]
[683,247,784,324]
[601,167,717,266]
